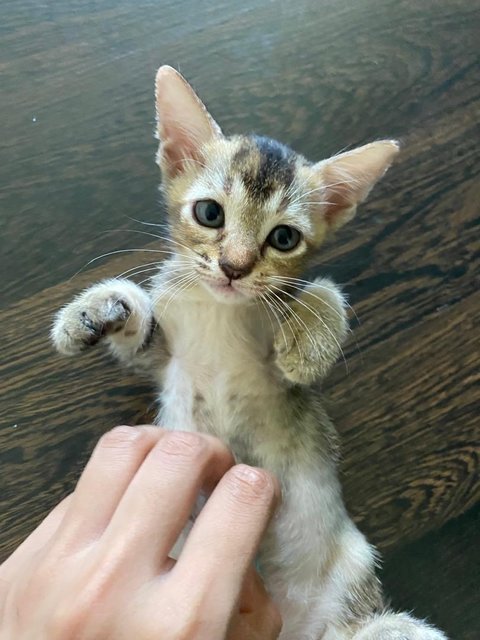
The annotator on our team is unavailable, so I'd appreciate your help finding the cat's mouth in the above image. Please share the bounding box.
[209,280,243,296]
[201,277,250,302]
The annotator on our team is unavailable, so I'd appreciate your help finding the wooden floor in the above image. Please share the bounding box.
[1,1,478,637]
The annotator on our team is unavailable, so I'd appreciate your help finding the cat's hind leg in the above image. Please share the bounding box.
[51,278,154,364]
[351,612,447,640]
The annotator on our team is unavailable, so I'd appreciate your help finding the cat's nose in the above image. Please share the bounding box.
[219,259,253,280]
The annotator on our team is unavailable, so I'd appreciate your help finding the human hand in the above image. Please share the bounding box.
[0,426,282,639]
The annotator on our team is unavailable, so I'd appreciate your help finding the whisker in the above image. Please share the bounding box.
[124,265,164,282]
[295,201,336,207]
[266,288,303,360]
[257,295,277,339]
[115,257,197,282]
[273,292,317,351]
[126,216,167,228]
[106,228,201,257]
[150,270,195,308]
[147,269,193,307]
[154,266,196,298]
[268,275,359,324]
[137,274,160,288]
[268,276,347,319]
[115,261,162,279]
[145,270,197,335]
[158,273,199,320]
[269,284,348,374]
[127,263,194,284]
[131,267,195,336]
[287,180,356,208]
[70,248,189,280]
[262,293,289,354]
[137,258,199,289]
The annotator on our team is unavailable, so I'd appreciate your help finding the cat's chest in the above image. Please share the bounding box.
[156,297,276,439]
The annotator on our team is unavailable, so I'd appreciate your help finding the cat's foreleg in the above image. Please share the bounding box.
[349,612,447,640]
[273,277,348,385]
[51,278,156,366]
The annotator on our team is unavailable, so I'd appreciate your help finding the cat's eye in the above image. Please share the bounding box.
[193,200,225,228]
[267,225,301,252]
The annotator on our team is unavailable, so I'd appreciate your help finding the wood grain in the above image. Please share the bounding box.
[1,0,479,637]
[382,504,480,640]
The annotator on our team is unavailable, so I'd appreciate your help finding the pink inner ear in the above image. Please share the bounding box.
[155,67,223,178]
[323,179,355,225]
[160,126,201,177]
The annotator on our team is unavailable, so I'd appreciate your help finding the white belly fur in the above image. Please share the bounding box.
[151,284,377,640]
[156,290,278,445]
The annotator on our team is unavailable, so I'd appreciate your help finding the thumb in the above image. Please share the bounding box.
[226,565,282,639]
[238,565,271,613]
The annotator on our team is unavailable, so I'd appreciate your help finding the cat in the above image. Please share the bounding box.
[51,66,447,640]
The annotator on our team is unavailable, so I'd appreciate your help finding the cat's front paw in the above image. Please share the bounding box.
[273,278,348,385]
[52,287,131,355]
[274,326,319,385]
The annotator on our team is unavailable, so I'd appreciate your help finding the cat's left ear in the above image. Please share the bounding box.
[311,140,400,230]
[155,66,223,178]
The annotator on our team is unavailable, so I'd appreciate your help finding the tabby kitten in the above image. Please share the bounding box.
[52,67,446,640]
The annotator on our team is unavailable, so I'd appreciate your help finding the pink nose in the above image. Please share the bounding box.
[219,259,253,280]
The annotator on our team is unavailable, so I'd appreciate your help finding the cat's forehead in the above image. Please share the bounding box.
[228,135,298,203]
[187,135,312,234]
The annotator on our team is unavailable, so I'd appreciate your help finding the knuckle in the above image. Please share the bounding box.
[17,555,57,606]
[202,433,235,466]
[157,431,208,461]
[99,425,142,449]
[46,601,88,640]
[227,464,277,504]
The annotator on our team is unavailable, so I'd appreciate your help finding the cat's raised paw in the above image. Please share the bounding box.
[52,287,131,355]
[273,278,349,385]
[274,327,320,385]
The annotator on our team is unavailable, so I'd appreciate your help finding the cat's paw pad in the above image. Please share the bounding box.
[78,299,131,341]
[52,293,131,355]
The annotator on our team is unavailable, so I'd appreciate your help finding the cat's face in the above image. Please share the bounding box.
[164,134,328,303]
[155,66,399,304]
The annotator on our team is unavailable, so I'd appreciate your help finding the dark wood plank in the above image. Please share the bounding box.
[2,0,479,303]
[382,505,480,640]
[1,259,477,557]
[1,0,479,637]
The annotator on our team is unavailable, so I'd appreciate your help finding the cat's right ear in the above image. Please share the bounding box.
[155,66,223,178]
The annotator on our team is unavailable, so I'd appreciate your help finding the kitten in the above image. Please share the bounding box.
[52,66,446,640]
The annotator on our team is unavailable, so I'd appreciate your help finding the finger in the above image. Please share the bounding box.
[173,464,279,619]
[238,566,271,614]
[0,495,72,582]
[229,568,282,639]
[228,607,282,640]
[100,431,234,570]
[228,603,282,640]
[58,425,167,546]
